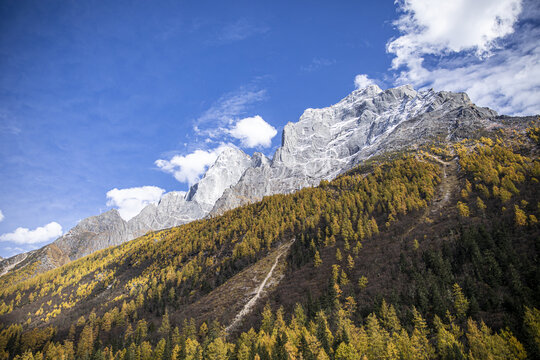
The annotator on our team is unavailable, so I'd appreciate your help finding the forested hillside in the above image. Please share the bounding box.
[0,125,538,359]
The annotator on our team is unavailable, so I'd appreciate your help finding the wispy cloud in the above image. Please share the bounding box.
[0,123,21,135]
[194,87,267,137]
[2,246,27,256]
[215,19,269,44]
[0,111,22,135]
[301,58,336,72]
[0,210,4,223]
[385,0,540,115]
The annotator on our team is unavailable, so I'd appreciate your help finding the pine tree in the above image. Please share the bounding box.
[171,345,181,360]
[206,338,228,360]
[358,276,368,290]
[335,342,358,360]
[347,255,354,270]
[76,324,94,360]
[261,303,274,335]
[335,249,343,262]
[457,202,470,218]
[452,284,469,319]
[514,205,528,226]
[316,311,333,355]
[314,251,322,268]
[159,310,171,337]
[524,307,540,357]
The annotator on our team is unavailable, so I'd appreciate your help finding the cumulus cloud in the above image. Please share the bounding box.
[228,115,277,148]
[354,74,377,89]
[155,145,231,185]
[0,222,63,244]
[106,186,165,221]
[385,0,540,115]
[388,0,522,70]
[0,210,4,222]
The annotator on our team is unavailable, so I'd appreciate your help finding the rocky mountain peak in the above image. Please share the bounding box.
[211,85,502,215]
[70,209,125,234]
[251,152,270,168]
[0,84,509,278]
[185,146,252,212]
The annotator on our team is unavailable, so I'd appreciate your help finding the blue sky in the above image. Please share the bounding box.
[0,0,539,257]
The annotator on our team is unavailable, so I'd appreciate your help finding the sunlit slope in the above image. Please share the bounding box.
[0,126,538,359]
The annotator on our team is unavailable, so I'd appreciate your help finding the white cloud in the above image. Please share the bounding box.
[385,0,540,115]
[354,74,376,89]
[301,58,336,72]
[158,86,275,184]
[228,115,277,148]
[217,19,269,43]
[195,88,267,135]
[0,222,63,245]
[388,0,522,70]
[0,210,4,222]
[417,32,540,115]
[106,186,165,221]
[156,144,230,185]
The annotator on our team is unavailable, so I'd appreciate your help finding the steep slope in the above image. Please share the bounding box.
[55,209,129,261]
[184,147,253,212]
[0,128,538,359]
[0,85,521,284]
[0,147,259,280]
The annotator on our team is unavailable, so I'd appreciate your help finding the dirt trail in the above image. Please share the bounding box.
[426,154,458,215]
[226,240,294,333]
[404,153,458,237]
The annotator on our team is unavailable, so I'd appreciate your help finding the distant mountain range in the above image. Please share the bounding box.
[0,84,538,360]
[0,84,530,279]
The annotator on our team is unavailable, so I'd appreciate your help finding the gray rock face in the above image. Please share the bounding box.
[0,251,31,276]
[54,209,129,260]
[211,85,498,214]
[186,147,253,213]
[127,191,203,239]
[128,146,254,238]
[0,84,504,277]
[0,146,261,275]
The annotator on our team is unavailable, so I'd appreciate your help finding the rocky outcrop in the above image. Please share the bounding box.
[211,85,498,214]
[0,84,506,278]
[0,147,265,275]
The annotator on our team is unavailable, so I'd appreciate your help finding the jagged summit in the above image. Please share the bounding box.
[186,146,252,212]
[0,85,505,277]
[212,85,498,215]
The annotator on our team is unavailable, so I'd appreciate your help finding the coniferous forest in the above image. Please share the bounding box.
[0,126,539,359]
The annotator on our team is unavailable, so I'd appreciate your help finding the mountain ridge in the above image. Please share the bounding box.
[0,130,538,359]
[0,84,520,280]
